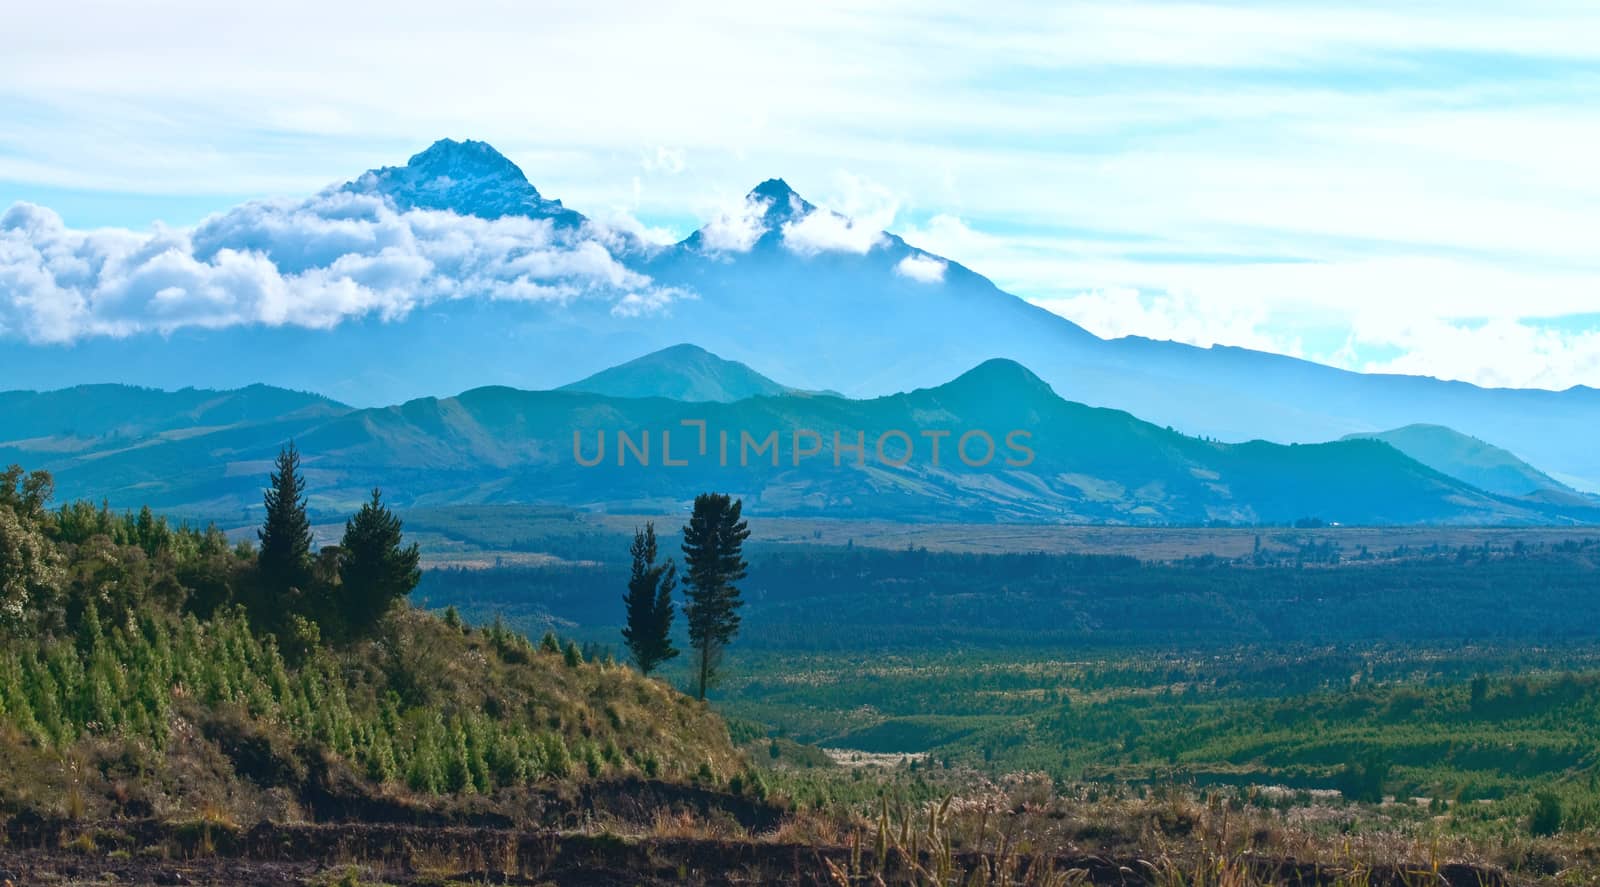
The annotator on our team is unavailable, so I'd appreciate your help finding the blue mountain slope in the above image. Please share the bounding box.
[3,140,1599,492]
[1341,424,1577,499]
[560,344,792,402]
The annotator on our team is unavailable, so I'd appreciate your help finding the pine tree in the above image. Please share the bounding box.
[621,522,678,675]
[337,488,421,638]
[257,443,313,601]
[680,493,750,700]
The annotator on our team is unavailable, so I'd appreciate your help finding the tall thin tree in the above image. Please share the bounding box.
[680,493,749,700]
[621,522,678,674]
[338,488,421,638]
[258,442,313,597]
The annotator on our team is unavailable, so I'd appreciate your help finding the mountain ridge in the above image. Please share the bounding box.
[6,138,1600,492]
[3,347,1592,528]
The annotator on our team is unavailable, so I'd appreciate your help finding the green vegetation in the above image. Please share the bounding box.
[418,537,1600,651]
[0,460,741,826]
[10,456,1600,882]
[717,644,1600,841]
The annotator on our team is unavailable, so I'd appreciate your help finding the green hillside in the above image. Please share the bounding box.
[4,352,1593,525]
[0,466,743,827]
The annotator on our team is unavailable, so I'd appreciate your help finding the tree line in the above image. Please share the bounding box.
[0,443,419,649]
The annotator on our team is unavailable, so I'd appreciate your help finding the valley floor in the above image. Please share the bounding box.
[390,506,1600,566]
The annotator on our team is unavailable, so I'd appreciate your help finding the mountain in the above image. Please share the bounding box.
[341,137,586,224]
[4,350,1592,526]
[6,139,1600,493]
[559,343,790,402]
[0,383,347,444]
[1341,424,1578,499]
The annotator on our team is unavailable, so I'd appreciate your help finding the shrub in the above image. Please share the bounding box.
[1530,791,1564,836]
[542,733,571,778]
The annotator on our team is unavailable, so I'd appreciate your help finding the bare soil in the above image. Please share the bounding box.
[0,813,1514,886]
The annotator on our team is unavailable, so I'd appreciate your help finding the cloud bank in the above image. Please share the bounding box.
[0,191,684,343]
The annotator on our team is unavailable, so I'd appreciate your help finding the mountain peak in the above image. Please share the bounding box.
[559,344,790,403]
[952,358,1055,392]
[406,138,529,184]
[916,358,1061,413]
[746,178,815,226]
[748,178,797,201]
[342,139,584,224]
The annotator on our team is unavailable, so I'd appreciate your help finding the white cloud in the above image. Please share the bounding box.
[895,252,947,283]
[1031,288,1294,357]
[1023,267,1600,391]
[610,285,692,318]
[696,194,770,253]
[0,192,685,343]
[781,208,886,256]
[590,208,682,248]
[642,146,686,175]
[899,215,999,267]
[1358,319,1600,391]
[782,172,899,257]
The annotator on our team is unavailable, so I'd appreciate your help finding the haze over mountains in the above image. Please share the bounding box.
[3,139,1598,492]
[1342,425,1578,501]
[2,344,1594,527]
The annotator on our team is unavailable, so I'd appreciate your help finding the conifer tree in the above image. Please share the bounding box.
[621,522,678,675]
[680,493,750,700]
[257,442,313,600]
[337,488,421,638]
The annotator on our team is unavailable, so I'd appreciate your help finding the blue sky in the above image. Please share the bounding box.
[4,0,1600,389]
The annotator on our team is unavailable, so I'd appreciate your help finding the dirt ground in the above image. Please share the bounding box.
[0,815,1513,887]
